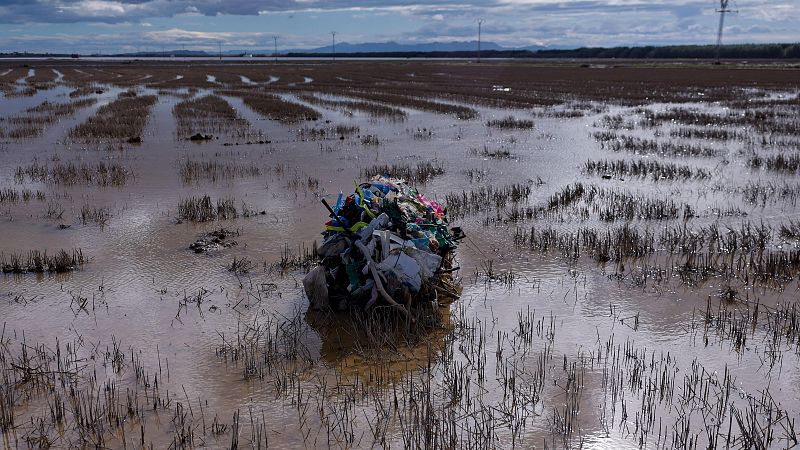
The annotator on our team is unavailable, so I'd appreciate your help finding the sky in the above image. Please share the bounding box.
[0,0,796,53]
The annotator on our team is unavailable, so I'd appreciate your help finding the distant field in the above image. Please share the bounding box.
[1,59,799,449]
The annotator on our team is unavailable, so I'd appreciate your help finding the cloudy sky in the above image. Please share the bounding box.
[0,0,796,53]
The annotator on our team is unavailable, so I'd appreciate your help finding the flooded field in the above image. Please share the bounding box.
[1,59,799,448]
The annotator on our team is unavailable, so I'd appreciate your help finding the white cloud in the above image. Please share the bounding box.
[57,0,133,17]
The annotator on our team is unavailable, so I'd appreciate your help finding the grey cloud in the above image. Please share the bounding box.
[0,0,793,51]
[0,0,472,24]
[0,0,744,23]
[0,1,773,24]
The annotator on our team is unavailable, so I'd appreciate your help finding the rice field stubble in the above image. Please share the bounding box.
[0,59,799,449]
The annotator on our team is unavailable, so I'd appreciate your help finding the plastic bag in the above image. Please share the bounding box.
[303,266,329,310]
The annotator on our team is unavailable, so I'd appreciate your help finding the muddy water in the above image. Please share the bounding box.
[1,73,799,448]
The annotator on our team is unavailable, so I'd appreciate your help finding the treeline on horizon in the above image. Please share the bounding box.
[534,43,800,59]
[1,42,799,59]
[286,43,800,59]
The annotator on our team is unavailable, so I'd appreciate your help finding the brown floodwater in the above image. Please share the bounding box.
[1,61,799,449]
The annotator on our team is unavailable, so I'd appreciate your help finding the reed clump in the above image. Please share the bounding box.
[456,181,695,224]
[579,185,694,221]
[0,188,45,204]
[470,145,515,159]
[228,256,255,274]
[514,223,655,262]
[178,195,238,222]
[296,124,360,141]
[0,249,85,273]
[584,159,711,180]
[748,153,800,173]
[15,160,131,186]
[593,132,721,157]
[486,116,534,129]
[779,220,800,240]
[361,161,444,184]
[286,176,320,192]
[445,182,533,218]
[179,159,261,183]
[80,205,111,227]
[738,181,800,207]
[643,106,800,135]
[669,126,747,141]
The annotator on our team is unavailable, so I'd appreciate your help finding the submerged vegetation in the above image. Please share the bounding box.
[297,93,407,119]
[0,98,97,139]
[69,92,157,141]
[222,90,321,123]
[339,90,478,120]
[173,94,256,139]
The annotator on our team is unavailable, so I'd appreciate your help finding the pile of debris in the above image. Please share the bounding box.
[304,176,464,320]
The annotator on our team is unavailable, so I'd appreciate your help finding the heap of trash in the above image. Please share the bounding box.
[304,176,464,319]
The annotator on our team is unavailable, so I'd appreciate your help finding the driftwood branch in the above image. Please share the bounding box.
[354,241,413,322]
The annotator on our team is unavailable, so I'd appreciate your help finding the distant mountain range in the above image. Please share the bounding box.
[282,41,551,54]
[110,40,557,57]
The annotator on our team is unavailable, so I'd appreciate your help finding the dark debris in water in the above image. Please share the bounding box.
[189,228,239,253]
[188,133,214,141]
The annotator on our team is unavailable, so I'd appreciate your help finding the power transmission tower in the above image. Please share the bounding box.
[477,19,484,63]
[715,0,737,64]
[273,36,278,63]
[331,31,337,62]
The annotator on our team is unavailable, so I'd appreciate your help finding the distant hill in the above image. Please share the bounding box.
[97,41,521,57]
[112,50,210,57]
[283,40,518,54]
